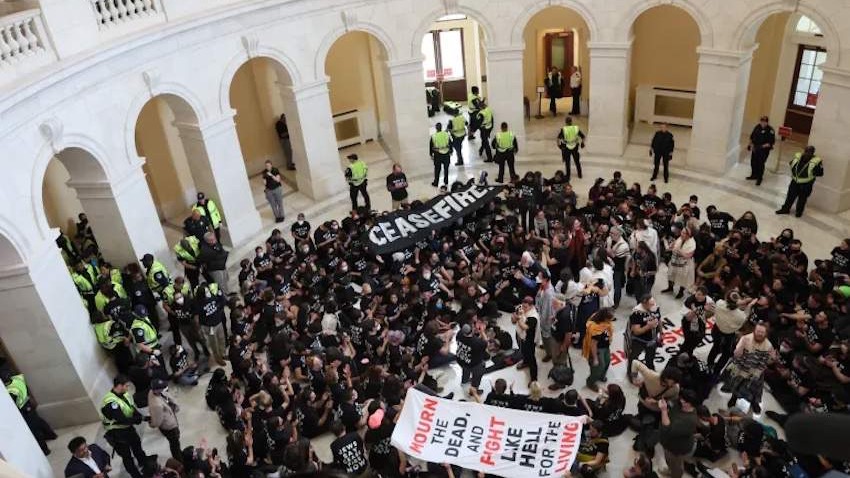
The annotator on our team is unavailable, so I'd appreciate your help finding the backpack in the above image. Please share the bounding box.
[548,349,575,385]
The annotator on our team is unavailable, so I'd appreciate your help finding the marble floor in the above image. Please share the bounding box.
[45,115,849,478]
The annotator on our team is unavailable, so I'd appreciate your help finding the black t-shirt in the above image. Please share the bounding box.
[340,402,362,433]
[331,432,368,475]
[592,327,611,349]
[485,392,513,408]
[386,173,409,201]
[456,334,487,367]
[291,221,311,241]
[264,167,283,190]
[683,296,708,332]
[832,247,850,274]
[629,306,660,341]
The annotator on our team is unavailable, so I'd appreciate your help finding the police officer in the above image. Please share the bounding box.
[56,231,79,264]
[92,309,133,373]
[746,116,776,185]
[430,122,452,187]
[557,116,585,182]
[492,122,519,183]
[449,108,467,165]
[467,86,483,139]
[477,101,494,162]
[94,273,127,314]
[183,209,211,242]
[776,145,823,217]
[345,153,370,211]
[650,122,675,183]
[71,259,99,312]
[100,375,149,478]
[173,235,201,288]
[193,192,222,242]
[141,253,171,298]
[130,304,160,355]
[3,372,57,454]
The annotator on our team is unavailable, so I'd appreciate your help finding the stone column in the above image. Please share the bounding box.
[385,58,430,169]
[70,164,173,269]
[174,114,263,248]
[0,241,111,428]
[687,47,754,173]
[486,46,526,145]
[586,42,632,156]
[808,67,850,212]
[282,79,348,200]
[0,386,51,477]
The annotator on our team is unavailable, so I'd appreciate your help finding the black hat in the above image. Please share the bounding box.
[347,154,358,161]
[197,192,205,200]
[151,379,168,391]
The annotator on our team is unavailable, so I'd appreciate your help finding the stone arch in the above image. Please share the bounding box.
[219,47,301,115]
[314,22,397,79]
[31,135,113,240]
[410,5,497,57]
[511,0,600,45]
[732,2,840,67]
[619,0,714,48]
[0,220,29,268]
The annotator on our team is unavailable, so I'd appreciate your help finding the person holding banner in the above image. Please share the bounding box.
[513,296,540,383]
[430,123,452,187]
[574,420,610,477]
[492,122,519,183]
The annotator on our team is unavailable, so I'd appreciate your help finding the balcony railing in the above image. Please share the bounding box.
[0,8,48,66]
[90,0,160,29]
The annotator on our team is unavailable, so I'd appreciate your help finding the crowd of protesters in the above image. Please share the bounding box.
[49,164,850,478]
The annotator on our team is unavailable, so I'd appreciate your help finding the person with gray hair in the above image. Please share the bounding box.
[198,231,230,295]
[606,226,630,308]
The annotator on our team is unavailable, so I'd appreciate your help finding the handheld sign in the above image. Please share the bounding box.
[391,388,585,478]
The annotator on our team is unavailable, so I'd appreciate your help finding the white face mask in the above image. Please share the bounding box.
[301,247,309,253]
[176,297,184,305]
[297,220,305,225]
[423,273,432,280]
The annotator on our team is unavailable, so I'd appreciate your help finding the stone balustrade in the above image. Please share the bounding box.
[90,0,159,29]
[0,8,47,66]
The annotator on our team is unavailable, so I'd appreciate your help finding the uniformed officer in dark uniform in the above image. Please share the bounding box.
[100,375,150,478]
[746,116,776,185]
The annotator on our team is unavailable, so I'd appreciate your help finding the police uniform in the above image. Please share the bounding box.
[558,123,585,182]
[430,129,451,187]
[492,129,519,183]
[777,150,823,217]
[131,312,160,352]
[345,155,371,211]
[100,388,147,478]
[449,112,467,165]
[173,236,201,287]
[477,106,494,162]
[467,91,483,138]
[71,262,100,312]
[748,122,776,184]
[93,314,133,373]
[193,194,222,242]
[144,258,172,296]
[4,374,56,454]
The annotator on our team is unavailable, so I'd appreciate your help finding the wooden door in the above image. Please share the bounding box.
[543,32,574,97]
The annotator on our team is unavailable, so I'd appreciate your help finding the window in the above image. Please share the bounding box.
[789,45,826,110]
[438,14,467,22]
[795,15,822,35]
[422,29,466,82]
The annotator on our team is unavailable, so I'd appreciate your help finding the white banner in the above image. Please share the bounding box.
[391,388,584,478]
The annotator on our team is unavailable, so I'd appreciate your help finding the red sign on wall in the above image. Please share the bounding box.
[778,126,793,138]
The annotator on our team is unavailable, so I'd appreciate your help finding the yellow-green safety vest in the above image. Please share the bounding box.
[93,320,121,350]
[6,374,27,409]
[562,125,580,149]
[450,115,466,138]
[146,260,171,293]
[94,284,127,312]
[478,107,493,130]
[162,281,191,304]
[193,200,222,229]
[468,93,481,113]
[131,316,159,349]
[174,236,200,263]
[495,131,515,153]
[72,263,99,294]
[348,160,368,187]
[432,131,451,155]
[101,391,136,431]
[790,153,822,184]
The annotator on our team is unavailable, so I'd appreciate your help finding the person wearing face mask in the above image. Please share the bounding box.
[746,116,775,185]
[253,245,274,283]
[291,213,311,246]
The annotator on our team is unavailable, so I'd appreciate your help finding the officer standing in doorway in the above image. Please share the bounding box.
[100,375,150,478]
[467,86,483,139]
[776,145,823,217]
[650,122,675,183]
[3,372,57,455]
[746,116,776,186]
[557,116,585,182]
[492,122,519,183]
[430,123,451,187]
[345,154,370,211]
[449,108,467,166]
[193,193,221,243]
[477,101,494,162]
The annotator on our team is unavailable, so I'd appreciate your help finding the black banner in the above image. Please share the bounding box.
[366,185,504,255]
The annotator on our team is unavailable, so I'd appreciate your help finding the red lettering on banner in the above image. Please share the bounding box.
[554,422,581,472]
[662,328,683,344]
[609,350,626,366]
[480,416,506,466]
[409,398,439,454]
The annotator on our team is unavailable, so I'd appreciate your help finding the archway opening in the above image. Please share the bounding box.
[420,14,489,170]
[628,5,701,150]
[41,146,138,265]
[229,57,300,220]
[521,6,590,139]
[134,94,218,245]
[324,30,394,170]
